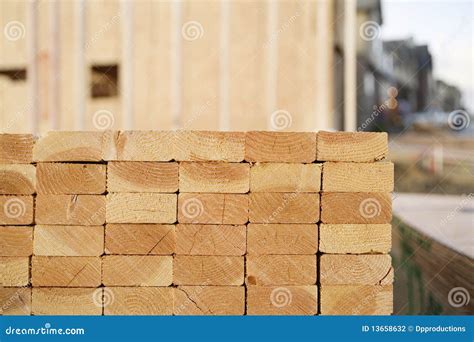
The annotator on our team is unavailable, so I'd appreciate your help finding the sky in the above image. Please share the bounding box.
[380,0,473,112]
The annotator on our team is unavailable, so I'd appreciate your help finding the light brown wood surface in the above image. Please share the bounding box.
[0,226,33,256]
[0,196,34,225]
[178,193,248,224]
[247,285,318,315]
[1,257,29,286]
[109,131,175,161]
[317,131,388,162]
[247,224,318,255]
[179,162,249,193]
[246,255,317,285]
[0,287,31,315]
[105,224,175,255]
[36,194,105,225]
[32,288,102,315]
[0,164,36,194]
[106,193,177,223]
[245,132,317,163]
[250,163,321,192]
[34,225,104,256]
[102,255,173,286]
[174,286,245,315]
[36,163,106,194]
[319,224,391,253]
[0,134,34,164]
[173,256,244,285]
[105,287,174,315]
[249,193,319,223]
[107,161,178,193]
[321,192,391,224]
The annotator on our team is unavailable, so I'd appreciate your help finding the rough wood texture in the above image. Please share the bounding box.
[0,226,32,256]
[105,224,175,255]
[245,132,316,163]
[250,163,321,192]
[179,162,249,193]
[174,256,244,285]
[319,224,391,253]
[246,255,317,285]
[36,194,105,225]
[36,163,106,194]
[178,194,248,224]
[1,257,29,286]
[31,256,101,287]
[321,193,391,224]
[110,131,175,161]
[317,131,388,162]
[32,288,102,315]
[320,285,393,315]
[34,225,104,256]
[0,134,34,164]
[320,255,393,285]
[247,224,317,255]
[174,286,245,315]
[176,224,246,256]
[0,288,31,315]
[174,131,245,162]
[106,193,177,224]
[102,255,173,286]
[107,161,178,193]
[322,162,394,192]
[0,165,36,194]
[247,285,317,315]
[105,287,174,315]
[249,193,319,223]
[0,196,34,225]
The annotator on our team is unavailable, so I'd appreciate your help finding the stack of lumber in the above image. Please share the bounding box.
[0,131,392,315]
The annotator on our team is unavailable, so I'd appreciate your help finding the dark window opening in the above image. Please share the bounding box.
[0,68,27,81]
[90,64,119,98]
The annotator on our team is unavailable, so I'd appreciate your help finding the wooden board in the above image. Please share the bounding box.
[322,162,393,192]
[0,287,31,315]
[247,285,317,315]
[0,196,34,225]
[317,131,388,162]
[36,194,105,225]
[107,161,178,193]
[102,255,173,286]
[249,193,319,223]
[106,193,177,224]
[0,226,32,256]
[320,285,393,315]
[320,254,393,285]
[174,286,245,315]
[32,288,102,315]
[105,224,175,255]
[179,162,249,193]
[0,164,36,194]
[31,256,101,287]
[109,131,175,161]
[246,255,317,285]
[1,257,29,286]
[0,134,34,163]
[321,193,391,224]
[319,224,391,254]
[104,287,174,315]
[173,256,244,286]
[34,225,104,256]
[245,132,316,163]
[178,193,248,224]
[175,224,246,256]
[250,163,321,192]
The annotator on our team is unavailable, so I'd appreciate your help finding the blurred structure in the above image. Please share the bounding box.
[434,80,463,113]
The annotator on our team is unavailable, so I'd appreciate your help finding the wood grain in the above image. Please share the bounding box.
[105,224,175,255]
[0,288,31,315]
[0,226,32,256]
[246,255,317,285]
[173,256,244,285]
[175,224,246,256]
[0,164,36,194]
[317,131,388,162]
[245,131,316,163]
[105,287,174,315]
[319,224,391,254]
[250,163,321,192]
[0,134,34,164]
[174,286,245,315]
[249,193,319,223]
[102,255,173,286]
[179,162,249,193]
[247,224,318,255]
[0,196,34,225]
[36,194,105,225]
[110,131,175,161]
[1,257,29,286]
[32,288,102,315]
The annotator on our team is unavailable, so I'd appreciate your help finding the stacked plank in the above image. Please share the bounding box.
[0,130,392,315]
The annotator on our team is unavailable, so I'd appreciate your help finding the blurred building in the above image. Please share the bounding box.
[434,80,463,112]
